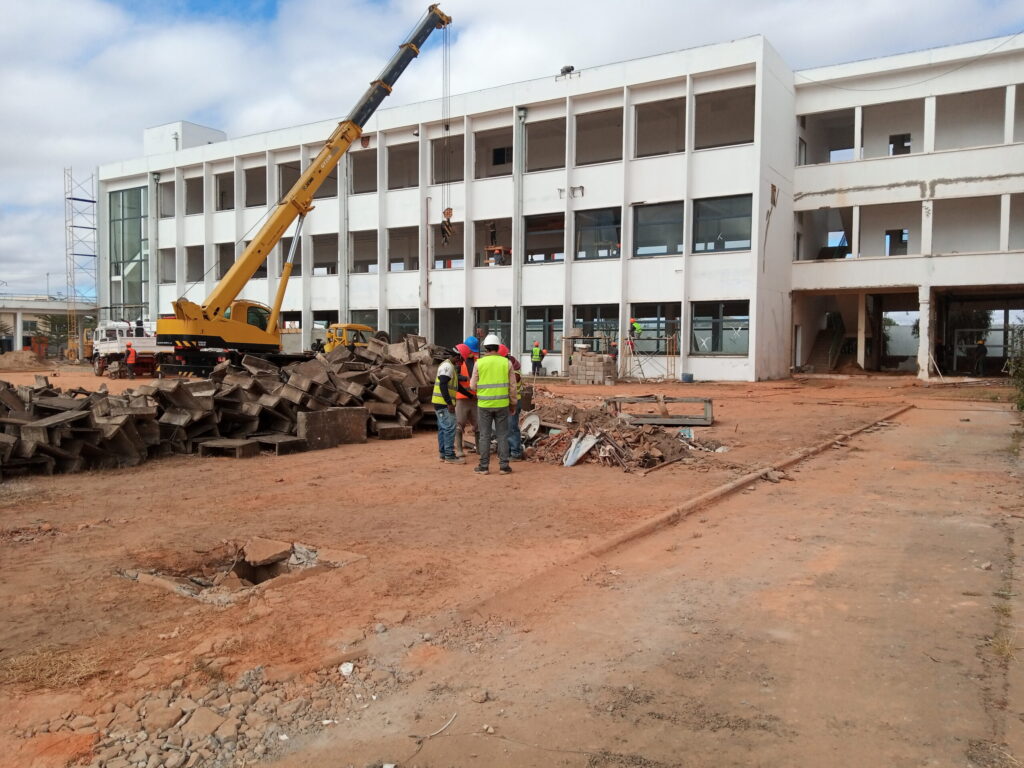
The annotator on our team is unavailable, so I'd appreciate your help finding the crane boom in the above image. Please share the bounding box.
[158,4,450,364]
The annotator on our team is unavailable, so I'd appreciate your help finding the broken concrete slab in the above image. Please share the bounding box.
[243,537,293,566]
[296,407,368,450]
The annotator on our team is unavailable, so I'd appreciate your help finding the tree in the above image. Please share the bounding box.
[0,318,11,339]
[1009,327,1024,412]
[36,314,97,353]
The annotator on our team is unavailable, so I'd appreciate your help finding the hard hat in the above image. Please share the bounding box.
[533,341,540,347]
[630,317,636,322]
[542,349,548,355]
[125,341,132,346]
[464,335,480,353]
[455,343,472,359]
[483,333,501,348]
[498,344,509,357]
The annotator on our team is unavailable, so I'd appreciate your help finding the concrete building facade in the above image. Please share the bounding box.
[96,33,1024,380]
[0,295,96,353]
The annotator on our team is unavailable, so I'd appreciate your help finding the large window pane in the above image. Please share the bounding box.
[630,302,681,355]
[523,306,563,354]
[108,186,148,322]
[575,207,621,260]
[474,307,511,347]
[690,300,749,355]
[526,118,566,172]
[635,98,686,157]
[694,86,755,150]
[634,202,684,257]
[573,303,618,353]
[525,214,565,263]
[389,308,419,341]
[692,195,752,252]
[576,108,623,165]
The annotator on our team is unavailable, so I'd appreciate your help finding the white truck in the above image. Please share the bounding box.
[88,321,170,378]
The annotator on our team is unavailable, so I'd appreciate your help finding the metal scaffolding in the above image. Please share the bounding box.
[64,168,97,361]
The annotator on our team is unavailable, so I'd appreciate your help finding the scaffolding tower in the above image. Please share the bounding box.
[64,168,97,361]
[621,334,679,381]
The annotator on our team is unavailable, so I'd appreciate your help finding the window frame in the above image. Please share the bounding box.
[633,201,685,258]
[689,299,750,356]
[574,207,621,261]
[692,194,753,253]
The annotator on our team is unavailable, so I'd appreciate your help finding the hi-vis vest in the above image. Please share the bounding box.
[456,358,475,400]
[531,347,542,362]
[475,355,510,408]
[432,361,457,405]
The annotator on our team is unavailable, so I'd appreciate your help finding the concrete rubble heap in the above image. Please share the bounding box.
[0,335,442,482]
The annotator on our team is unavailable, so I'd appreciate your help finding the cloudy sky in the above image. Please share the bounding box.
[1,0,1022,297]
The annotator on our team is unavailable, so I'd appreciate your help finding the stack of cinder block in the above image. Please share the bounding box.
[0,336,443,482]
[567,351,617,385]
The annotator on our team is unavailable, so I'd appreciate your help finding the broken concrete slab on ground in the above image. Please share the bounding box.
[0,335,447,481]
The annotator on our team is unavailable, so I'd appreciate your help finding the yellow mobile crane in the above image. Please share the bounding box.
[157,4,451,375]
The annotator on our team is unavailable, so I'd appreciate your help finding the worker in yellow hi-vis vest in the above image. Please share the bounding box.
[470,334,518,475]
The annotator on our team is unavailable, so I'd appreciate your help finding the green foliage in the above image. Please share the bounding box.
[35,314,96,347]
[1009,327,1024,412]
[0,318,11,339]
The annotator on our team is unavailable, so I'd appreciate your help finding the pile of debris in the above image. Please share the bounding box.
[567,349,617,385]
[0,336,443,482]
[524,392,726,472]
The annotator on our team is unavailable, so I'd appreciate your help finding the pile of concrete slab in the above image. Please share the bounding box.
[0,336,442,482]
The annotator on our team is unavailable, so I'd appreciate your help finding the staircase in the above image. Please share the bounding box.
[804,312,847,373]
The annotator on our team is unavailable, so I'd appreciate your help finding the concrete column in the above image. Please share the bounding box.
[920,200,934,256]
[511,106,526,355]
[202,161,215,296]
[1000,193,1011,251]
[376,134,387,333]
[923,96,936,154]
[462,115,474,340]
[917,285,933,380]
[265,151,280,307]
[417,123,430,340]
[618,85,632,371]
[299,144,313,350]
[338,152,350,324]
[15,312,24,350]
[851,205,861,258]
[147,172,160,321]
[232,156,244,276]
[562,96,575,372]
[853,106,863,159]
[174,167,186,297]
[680,74,695,373]
[856,292,867,369]
[1005,85,1017,144]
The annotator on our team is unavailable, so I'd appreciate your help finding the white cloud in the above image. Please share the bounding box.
[0,0,1021,295]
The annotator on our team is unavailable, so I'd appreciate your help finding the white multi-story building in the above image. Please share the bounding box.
[96,33,1024,381]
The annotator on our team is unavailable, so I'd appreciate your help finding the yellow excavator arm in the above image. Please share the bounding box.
[157,4,451,359]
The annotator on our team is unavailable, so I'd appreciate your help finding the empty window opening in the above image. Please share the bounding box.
[634,201,684,257]
[524,306,563,354]
[433,308,464,350]
[184,177,203,215]
[692,195,752,252]
[310,155,338,200]
[431,134,465,184]
[158,248,175,284]
[246,241,266,279]
[798,109,855,164]
[526,118,566,172]
[525,214,565,263]
[933,196,1001,254]
[1016,86,1024,143]
[631,302,681,355]
[575,207,621,260]
[215,171,234,211]
[863,99,922,159]
[244,167,267,207]
[351,230,379,274]
[433,221,464,269]
[1011,193,1024,250]
[158,181,175,218]
[280,236,302,277]
[388,226,419,271]
[475,127,514,179]
[690,300,750,355]
[635,97,686,158]
[312,233,338,275]
[387,143,419,190]
[576,108,623,166]
[694,86,755,150]
[888,133,911,156]
[884,228,909,256]
[794,207,854,261]
[573,304,618,353]
[935,88,1005,151]
[279,161,301,197]
[474,307,511,345]
[475,218,512,267]
[350,149,377,194]
[185,246,204,282]
[216,243,234,279]
[389,308,419,342]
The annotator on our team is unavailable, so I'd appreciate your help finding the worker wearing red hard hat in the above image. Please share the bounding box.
[453,342,478,458]
[124,341,137,379]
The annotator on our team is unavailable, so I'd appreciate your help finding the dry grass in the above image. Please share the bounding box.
[0,646,104,689]
[993,603,1012,618]
[991,630,1018,663]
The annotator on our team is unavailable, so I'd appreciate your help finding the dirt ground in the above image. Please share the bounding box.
[0,365,1021,767]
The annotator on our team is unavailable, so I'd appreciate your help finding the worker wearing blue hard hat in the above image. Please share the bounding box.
[464,335,480,354]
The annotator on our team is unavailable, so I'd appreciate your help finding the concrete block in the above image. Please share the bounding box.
[243,537,293,566]
[375,423,413,440]
[296,407,368,450]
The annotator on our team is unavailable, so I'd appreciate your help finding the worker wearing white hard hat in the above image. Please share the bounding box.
[469,333,517,475]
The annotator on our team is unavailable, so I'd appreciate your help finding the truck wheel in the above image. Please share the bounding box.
[374,330,391,344]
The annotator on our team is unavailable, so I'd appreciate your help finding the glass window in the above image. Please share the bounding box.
[575,208,621,260]
[634,202,684,257]
[525,214,565,264]
[389,309,419,341]
[523,306,563,353]
[108,186,148,322]
[630,302,681,355]
[573,304,618,353]
[576,108,623,165]
[692,195,752,252]
[474,307,511,347]
[350,309,377,327]
[247,305,270,331]
[690,300,750,355]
